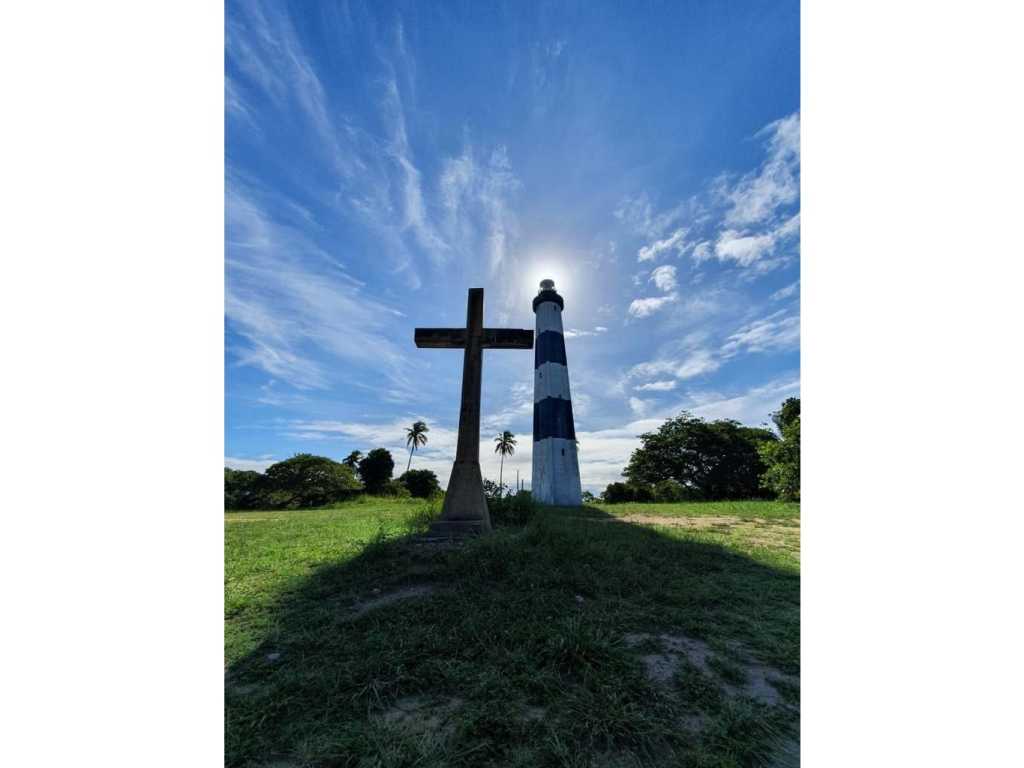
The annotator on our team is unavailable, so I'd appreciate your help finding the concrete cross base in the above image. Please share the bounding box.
[434,459,492,536]
[422,519,489,540]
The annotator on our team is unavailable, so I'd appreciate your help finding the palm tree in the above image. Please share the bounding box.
[494,431,517,495]
[405,421,429,473]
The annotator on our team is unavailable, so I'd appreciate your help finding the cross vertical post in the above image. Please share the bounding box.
[414,288,533,537]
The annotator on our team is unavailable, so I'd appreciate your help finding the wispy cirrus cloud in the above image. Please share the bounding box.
[720,310,800,357]
[771,280,800,301]
[564,326,609,339]
[638,227,688,262]
[718,112,800,227]
[439,144,521,273]
[635,379,677,392]
[628,348,720,382]
[225,180,417,394]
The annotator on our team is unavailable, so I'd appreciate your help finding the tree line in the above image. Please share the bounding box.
[224,448,443,510]
[600,397,800,503]
[225,399,799,509]
[225,420,442,510]
[224,421,526,510]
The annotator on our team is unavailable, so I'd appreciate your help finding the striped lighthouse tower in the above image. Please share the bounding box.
[532,279,583,506]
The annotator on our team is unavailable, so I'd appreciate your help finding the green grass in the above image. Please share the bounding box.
[225,498,800,767]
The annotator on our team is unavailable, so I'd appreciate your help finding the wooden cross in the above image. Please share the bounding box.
[415,288,533,535]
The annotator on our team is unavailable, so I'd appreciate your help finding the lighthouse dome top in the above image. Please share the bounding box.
[532,278,564,312]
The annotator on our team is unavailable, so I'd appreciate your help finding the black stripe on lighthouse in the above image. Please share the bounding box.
[534,330,567,368]
[533,397,576,442]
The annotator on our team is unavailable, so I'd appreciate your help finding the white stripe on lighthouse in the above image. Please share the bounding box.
[534,301,563,334]
[534,362,571,403]
[532,437,582,506]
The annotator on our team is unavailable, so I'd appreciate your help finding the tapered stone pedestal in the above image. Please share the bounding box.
[427,460,491,537]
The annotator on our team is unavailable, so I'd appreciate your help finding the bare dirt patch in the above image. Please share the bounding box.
[625,632,797,707]
[596,515,745,528]
[520,705,547,722]
[377,695,464,737]
[344,585,435,621]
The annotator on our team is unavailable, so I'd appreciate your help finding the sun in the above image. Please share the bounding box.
[525,258,567,297]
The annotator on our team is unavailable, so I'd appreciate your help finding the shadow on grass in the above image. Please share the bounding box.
[225,504,800,768]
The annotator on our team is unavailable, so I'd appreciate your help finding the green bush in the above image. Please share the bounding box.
[224,468,265,510]
[653,479,688,502]
[759,398,800,501]
[489,490,537,527]
[600,482,655,503]
[379,479,411,498]
[398,468,441,498]
[255,454,361,509]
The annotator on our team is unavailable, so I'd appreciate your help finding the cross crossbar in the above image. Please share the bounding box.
[414,328,533,349]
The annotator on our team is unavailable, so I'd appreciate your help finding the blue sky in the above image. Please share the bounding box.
[225,0,800,491]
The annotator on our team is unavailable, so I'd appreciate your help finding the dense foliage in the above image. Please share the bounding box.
[262,454,361,508]
[225,455,360,510]
[398,469,441,498]
[357,448,395,494]
[602,399,800,503]
[623,412,777,500]
[224,468,265,510]
[759,398,801,501]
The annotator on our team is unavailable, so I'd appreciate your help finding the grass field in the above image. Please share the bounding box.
[225,498,800,767]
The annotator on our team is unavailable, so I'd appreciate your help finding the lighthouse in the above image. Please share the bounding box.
[531,279,583,506]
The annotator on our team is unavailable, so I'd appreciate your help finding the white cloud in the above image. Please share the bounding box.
[627,294,678,318]
[687,376,800,426]
[777,211,800,239]
[720,311,801,357]
[714,230,777,266]
[650,264,678,292]
[675,349,721,379]
[482,381,534,431]
[635,380,677,392]
[629,397,652,416]
[615,192,689,240]
[625,112,800,277]
[628,348,720,383]
[628,359,677,379]
[638,227,688,262]
[720,112,800,227]
[771,280,800,301]
[564,327,610,339]
[691,241,712,261]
